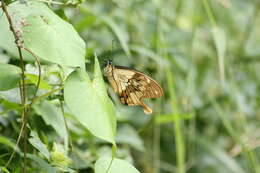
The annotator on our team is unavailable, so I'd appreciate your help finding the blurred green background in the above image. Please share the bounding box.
[1,0,260,172]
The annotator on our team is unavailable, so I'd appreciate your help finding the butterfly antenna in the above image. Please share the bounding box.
[106,39,115,66]
[111,39,116,55]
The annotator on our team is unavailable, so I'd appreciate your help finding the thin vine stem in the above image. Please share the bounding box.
[59,99,74,152]
[1,1,42,171]
[20,48,41,173]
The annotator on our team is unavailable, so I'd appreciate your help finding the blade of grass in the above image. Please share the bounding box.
[165,63,185,173]
[203,0,226,84]
[155,7,185,173]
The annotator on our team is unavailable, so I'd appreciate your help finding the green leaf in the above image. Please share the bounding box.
[28,131,50,159]
[27,154,57,173]
[0,63,21,91]
[5,1,86,68]
[33,101,68,143]
[95,157,140,173]
[212,26,226,83]
[64,56,116,144]
[0,135,20,153]
[0,167,10,173]
[0,100,21,111]
[25,73,52,90]
[0,12,34,61]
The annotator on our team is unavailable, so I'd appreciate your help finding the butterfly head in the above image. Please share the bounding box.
[103,59,114,77]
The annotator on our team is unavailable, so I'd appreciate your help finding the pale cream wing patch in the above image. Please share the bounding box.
[112,70,140,106]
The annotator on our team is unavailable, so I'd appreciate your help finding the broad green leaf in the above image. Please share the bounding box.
[4,1,85,68]
[64,56,116,144]
[28,131,50,159]
[33,101,68,145]
[212,26,226,83]
[0,11,34,61]
[95,156,140,173]
[27,154,57,173]
[25,73,52,90]
[0,63,21,91]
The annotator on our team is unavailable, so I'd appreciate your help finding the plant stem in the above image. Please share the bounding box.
[1,1,27,171]
[166,66,185,173]
[157,5,185,172]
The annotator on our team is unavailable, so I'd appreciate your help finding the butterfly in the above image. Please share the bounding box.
[103,60,163,114]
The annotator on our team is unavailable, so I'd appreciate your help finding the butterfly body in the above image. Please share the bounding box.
[103,61,163,114]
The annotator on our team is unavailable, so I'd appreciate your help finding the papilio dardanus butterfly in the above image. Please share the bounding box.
[103,60,163,114]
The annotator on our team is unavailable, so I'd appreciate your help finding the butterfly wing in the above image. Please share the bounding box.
[109,67,163,114]
[104,64,163,114]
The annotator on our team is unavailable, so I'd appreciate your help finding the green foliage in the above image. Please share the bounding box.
[64,56,116,144]
[5,1,86,67]
[27,154,57,173]
[0,63,21,91]
[95,157,140,173]
[33,101,68,144]
[28,131,50,159]
[0,0,260,172]
[26,73,52,90]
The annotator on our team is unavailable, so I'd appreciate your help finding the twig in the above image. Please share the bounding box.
[23,47,41,108]
[30,87,63,105]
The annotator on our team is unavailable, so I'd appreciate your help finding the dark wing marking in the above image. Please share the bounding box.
[118,81,140,106]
